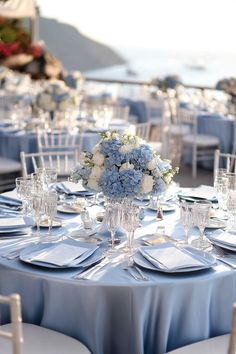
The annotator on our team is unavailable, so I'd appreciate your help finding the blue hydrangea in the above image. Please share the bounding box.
[100,138,122,157]
[156,160,172,174]
[105,150,126,168]
[120,169,143,197]
[99,169,125,199]
[128,144,153,170]
[71,164,91,181]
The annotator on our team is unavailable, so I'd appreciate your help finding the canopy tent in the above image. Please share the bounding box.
[0,0,36,18]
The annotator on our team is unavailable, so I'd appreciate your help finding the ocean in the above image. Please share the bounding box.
[85,47,236,88]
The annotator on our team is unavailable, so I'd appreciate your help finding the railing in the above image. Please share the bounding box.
[84,76,216,92]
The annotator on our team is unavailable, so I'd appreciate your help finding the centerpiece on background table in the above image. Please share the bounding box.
[35,80,79,130]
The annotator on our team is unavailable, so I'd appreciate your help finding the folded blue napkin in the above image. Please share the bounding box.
[0,195,22,207]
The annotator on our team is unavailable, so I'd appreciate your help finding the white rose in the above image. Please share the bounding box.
[93,152,105,166]
[87,177,100,191]
[90,165,104,179]
[120,162,134,171]
[141,175,154,194]
[147,158,157,171]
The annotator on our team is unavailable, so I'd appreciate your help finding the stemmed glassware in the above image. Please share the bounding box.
[30,194,45,237]
[122,203,139,255]
[43,191,58,242]
[35,167,58,190]
[192,200,212,250]
[15,177,34,214]
[106,204,121,251]
[179,201,193,244]
[214,175,228,214]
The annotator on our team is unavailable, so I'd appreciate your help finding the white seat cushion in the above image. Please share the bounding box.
[0,157,21,174]
[167,334,229,354]
[0,323,91,354]
[169,124,191,136]
[183,134,220,146]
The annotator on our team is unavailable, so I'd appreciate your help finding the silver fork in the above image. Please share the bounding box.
[128,257,150,281]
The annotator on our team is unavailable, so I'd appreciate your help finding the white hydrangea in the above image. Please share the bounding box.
[147,157,158,171]
[120,162,134,171]
[93,152,105,166]
[90,165,104,179]
[87,177,100,191]
[141,175,154,194]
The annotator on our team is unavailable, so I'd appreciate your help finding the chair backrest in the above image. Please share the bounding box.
[228,303,236,354]
[37,130,78,153]
[214,149,236,180]
[20,149,79,178]
[111,105,130,121]
[0,293,23,354]
[135,122,151,141]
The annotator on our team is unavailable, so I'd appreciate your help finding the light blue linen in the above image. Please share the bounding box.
[0,193,235,354]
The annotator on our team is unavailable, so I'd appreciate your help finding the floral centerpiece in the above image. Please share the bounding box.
[36,80,78,112]
[71,131,178,199]
[63,70,83,91]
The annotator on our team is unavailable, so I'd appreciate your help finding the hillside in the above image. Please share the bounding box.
[38,17,126,72]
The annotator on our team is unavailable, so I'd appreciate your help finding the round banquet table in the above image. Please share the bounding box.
[0,190,235,354]
[0,121,134,164]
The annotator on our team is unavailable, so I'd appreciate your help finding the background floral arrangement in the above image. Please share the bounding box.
[216,77,236,97]
[63,70,83,90]
[71,131,178,199]
[36,80,78,112]
[0,18,43,59]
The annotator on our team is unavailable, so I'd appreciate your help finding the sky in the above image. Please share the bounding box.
[37,0,236,53]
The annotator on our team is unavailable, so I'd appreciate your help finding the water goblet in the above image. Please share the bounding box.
[179,201,194,244]
[35,167,58,190]
[15,177,33,215]
[192,200,212,250]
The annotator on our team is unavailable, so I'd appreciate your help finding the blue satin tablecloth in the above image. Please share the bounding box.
[0,122,133,164]
[197,113,234,153]
[0,191,235,354]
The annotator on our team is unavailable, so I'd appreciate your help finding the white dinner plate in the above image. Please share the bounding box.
[57,204,82,214]
[20,239,103,269]
[133,247,216,273]
[206,219,227,229]
[148,202,176,212]
[39,219,62,228]
[210,239,236,252]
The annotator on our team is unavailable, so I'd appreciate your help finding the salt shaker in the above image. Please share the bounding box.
[81,208,92,229]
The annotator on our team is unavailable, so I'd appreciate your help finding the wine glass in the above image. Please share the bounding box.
[106,205,120,251]
[43,191,58,242]
[214,176,228,214]
[30,193,45,237]
[192,200,212,250]
[179,201,193,244]
[122,204,139,255]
